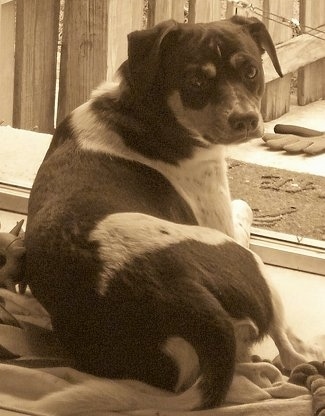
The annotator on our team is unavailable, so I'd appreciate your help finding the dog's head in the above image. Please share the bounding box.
[124,16,282,146]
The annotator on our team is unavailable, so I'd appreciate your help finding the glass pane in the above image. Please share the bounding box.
[228,97,325,243]
[0,0,324,273]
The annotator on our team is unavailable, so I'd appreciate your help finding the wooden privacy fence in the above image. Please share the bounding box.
[0,0,325,134]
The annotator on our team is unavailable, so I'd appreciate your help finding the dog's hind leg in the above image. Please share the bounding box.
[250,252,312,369]
[267,281,307,369]
[158,283,237,410]
[268,280,324,369]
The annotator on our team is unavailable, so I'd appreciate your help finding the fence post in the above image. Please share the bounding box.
[147,0,184,26]
[13,0,60,133]
[57,0,108,124]
[225,0,263,18]
[106,0,144,81]
[188,0,222,23]
[298,0,325,105]
[0,0,15,126]
[260,0,294,121]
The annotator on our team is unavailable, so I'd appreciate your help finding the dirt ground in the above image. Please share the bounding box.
[228,159,325,241]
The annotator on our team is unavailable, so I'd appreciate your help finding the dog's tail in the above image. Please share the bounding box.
[47,299,236,415]
[160,283,237,410]
[38,287,236,415]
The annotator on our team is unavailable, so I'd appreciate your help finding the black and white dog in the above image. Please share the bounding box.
[25,16,310,410]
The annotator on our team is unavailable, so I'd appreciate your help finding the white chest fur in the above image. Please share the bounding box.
[73,102,235,237]
[156,146,235,238]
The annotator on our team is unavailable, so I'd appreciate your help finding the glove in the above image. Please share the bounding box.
[262,124,325,155]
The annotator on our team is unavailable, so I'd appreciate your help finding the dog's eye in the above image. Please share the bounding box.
[244,64,258,79]
[186,73,209,91]
[0,253,6,268]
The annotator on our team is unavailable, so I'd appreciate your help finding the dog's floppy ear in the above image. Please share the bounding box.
[231,15,283,78]
[127,19,179,98]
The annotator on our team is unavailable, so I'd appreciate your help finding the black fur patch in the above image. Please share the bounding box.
[91,89,204,164]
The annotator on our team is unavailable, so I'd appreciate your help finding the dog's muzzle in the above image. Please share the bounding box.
[228,110,259,135]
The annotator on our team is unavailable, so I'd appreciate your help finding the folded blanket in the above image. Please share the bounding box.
[0,361,316,416]
[0,288,324,416]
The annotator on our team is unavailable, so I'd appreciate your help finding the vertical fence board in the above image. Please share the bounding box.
[106,0,144,81]
[147,0,185,26]
[57,0,108,124]
[297,58,325,105]
[263,0,293,45]
[225,0,263,19]
[262,74,292,120]
[188,0,222,23]
[261,0,294,121]
[13,0,60,133]
[298,0,325,105]
[0,0,15,126]
[225,0,292,43]
[5,0,324,134]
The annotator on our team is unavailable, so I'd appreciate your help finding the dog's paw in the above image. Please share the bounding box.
[277,339,324,372]
[232,318,259,363]
[275,350,307,373]
[288,330,325,363]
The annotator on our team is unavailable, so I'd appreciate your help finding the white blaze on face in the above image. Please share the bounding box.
[201,62,217,78]
[167,91,218,146]
[167,61,220,146]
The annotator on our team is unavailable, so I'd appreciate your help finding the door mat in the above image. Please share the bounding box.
[228,159,325,241]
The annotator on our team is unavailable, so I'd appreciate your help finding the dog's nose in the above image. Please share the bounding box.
[228,111,259,133]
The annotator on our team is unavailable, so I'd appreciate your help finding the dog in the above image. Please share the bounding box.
[25,16,312,411]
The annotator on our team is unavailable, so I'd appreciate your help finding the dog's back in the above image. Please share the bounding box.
[25,16,281,409]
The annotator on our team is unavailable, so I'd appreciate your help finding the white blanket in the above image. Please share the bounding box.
[0,288,323,416]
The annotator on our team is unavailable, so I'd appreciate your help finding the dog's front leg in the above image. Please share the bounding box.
[229,203,309,368]
[231,204,312,367]
[231,199,253,248]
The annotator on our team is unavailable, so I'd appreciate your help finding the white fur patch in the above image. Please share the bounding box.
[72,83,234,236]
[89,213,229,296]
[90,81,121,99]
[202,62,217,78]
[162,336,200,392]
[159,149,234,236]
[72,101,136,160]
[231,318,259,363]
[166,91,214,148]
